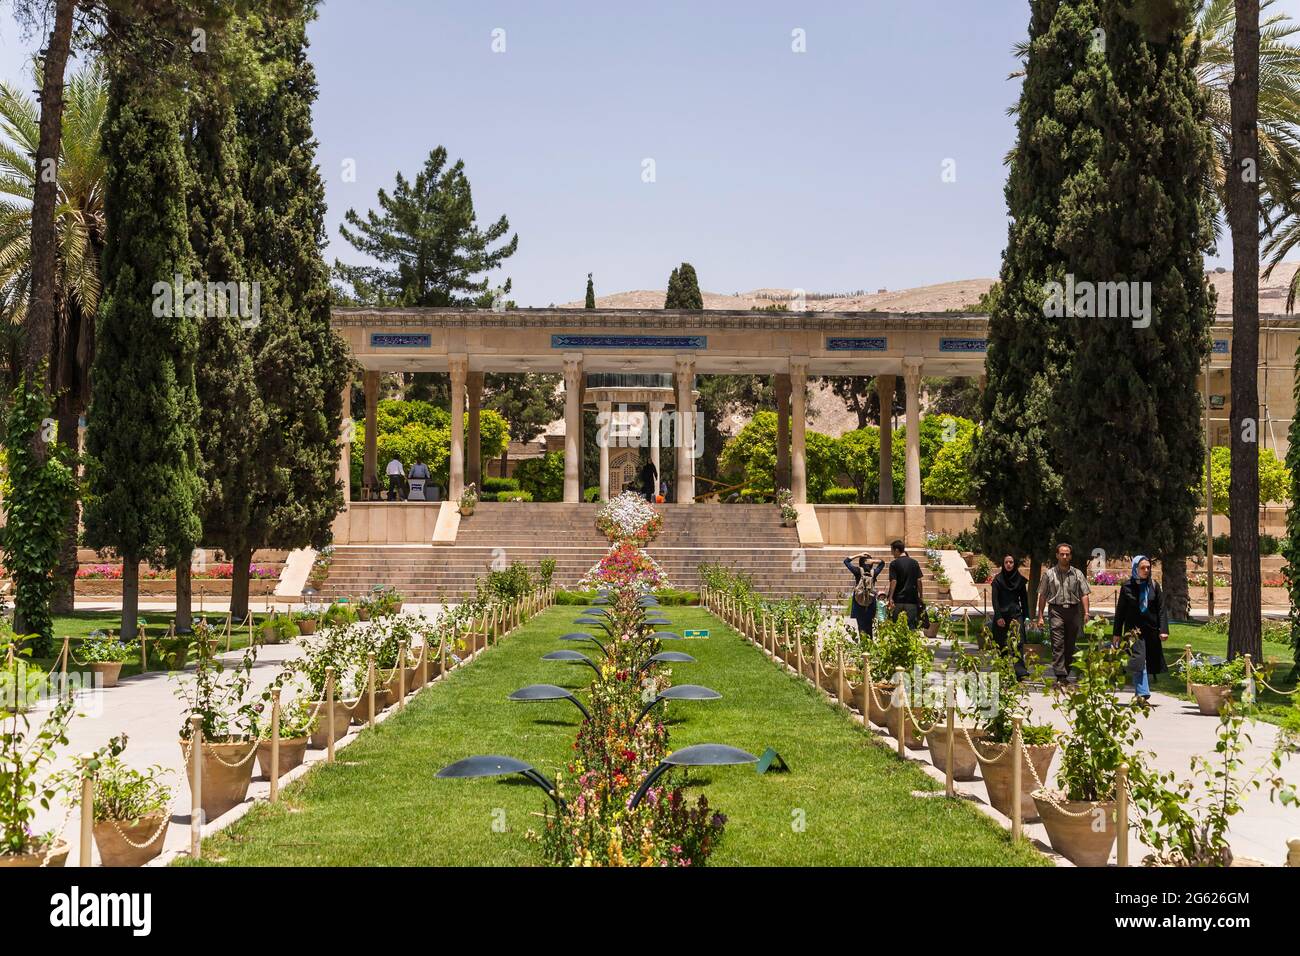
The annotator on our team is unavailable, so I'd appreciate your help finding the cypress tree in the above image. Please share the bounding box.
[1050,3,1215,618]
[969,0,1091,591]
[232,2,348,615]
[664,262,703,309]
[585,272,595,309]
[83,59,202,640]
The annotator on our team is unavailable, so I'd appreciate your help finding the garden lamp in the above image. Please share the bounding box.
[560,632,607,654]
[634,651,696,677]
[435,755,565,809]
[628,744,758,809]
[649,631,683,642]
[542,650,602,676]
[509,683,591,720]
[634,683,721,725]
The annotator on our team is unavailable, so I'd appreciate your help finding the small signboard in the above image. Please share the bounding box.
[755,747,789,775]
[683,629,710,639]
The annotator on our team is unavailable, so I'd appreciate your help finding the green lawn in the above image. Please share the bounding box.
[187,607,1048,867]
[22,611,271,681]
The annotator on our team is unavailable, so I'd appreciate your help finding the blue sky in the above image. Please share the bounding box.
[1,1,1293,306]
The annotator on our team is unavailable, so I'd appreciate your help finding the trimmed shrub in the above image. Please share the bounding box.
[498,490,534,502]
[483,477,519,493]
[821,486,859,504]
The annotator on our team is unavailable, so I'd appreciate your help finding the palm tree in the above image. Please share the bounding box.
[0,61,108,612]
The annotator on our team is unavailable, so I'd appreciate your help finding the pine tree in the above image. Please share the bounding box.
[1050,2,1215,619]
[585,273,595,309]
[232,2,349,616]
[970,0,1091,592]
[83,64,202,640]
[664,262,703,309]
[335,145,518,306]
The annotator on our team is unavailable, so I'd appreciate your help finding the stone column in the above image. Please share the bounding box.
[790,358,808,504]
[363,369,379,496]
[466,370,484,489]
[563,355,583,502]
[338,377,353,504]
[876,373,896,504]
[448,354,467,500]
[597,400,612,501]
[675,356,696,504]
[775,373,792,491]
[648,401,664,487]
[903,358,925,546]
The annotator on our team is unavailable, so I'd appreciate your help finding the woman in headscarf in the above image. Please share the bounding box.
[989,554,1030,679]
[1112,555,1168,702]
[844,551,886,634]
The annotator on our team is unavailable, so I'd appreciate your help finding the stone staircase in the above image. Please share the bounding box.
[317,503,949,604]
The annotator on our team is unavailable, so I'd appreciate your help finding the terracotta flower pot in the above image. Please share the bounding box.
[181,738,257,821]
[93,815,169,867]
[924,620,940,639]
[867,682,896,727]
[1191,683,1233,716]
[357,608,371,622]
[309,698,354,748]
[89,661,124,688]
[298,618,318,636]
[1024,644,1050,666]
[260,624,284,645]
[819,665,841,694]
[887,705,927,749]
[1032,791,1117,867]
[975,740,1057,821]
[0,839,69,867]
[257,736,310,779]
[926,726,986,780]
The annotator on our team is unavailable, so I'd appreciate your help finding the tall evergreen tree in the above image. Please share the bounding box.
[664,262,703,309]
[334,146,517,307]
[231,1,349,617]
[83,56,202,640]
[970,0,1088,592]
[1050,1,1216,620]
[585,272,595,308]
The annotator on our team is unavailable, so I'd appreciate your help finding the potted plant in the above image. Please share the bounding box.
[459,482,478,516]
[260,614,300,646]
[253,687,316,779]
[79,632,135,688]
[862,616,934,747]
[321,602,358,628]
[973,639,1057,821]
[1032,640,1145,866]
[1020,625,1050,667]
[923,637,987,780]
[1130,704,1297,866]
[294,609,319,636]
[174,638,260,821]
[90,755,172,867]
[0,666,85,868]
[1177,656,1247,716]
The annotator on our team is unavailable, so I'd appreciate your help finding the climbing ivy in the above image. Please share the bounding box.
[2,372,77,655]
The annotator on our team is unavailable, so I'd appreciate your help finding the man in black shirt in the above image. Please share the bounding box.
[886,539,923,628]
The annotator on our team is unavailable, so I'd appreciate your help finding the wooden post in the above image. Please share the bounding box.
[784,621,791,666]
[398,641,407,710]
[60,637,69,684]
[944,697,956,798]
[190,714,203,859]
[1010,713,1024,841]
[796,629,804,678]
[837,646,847,706]
[861,652,871,717]
[419,635,429,688]
[1244,653,1254,701]
[269,689,281,803]
[140,625,148,673]
[367,652,376,728]
[1184,645,1193,696]
[1116,763,1129,867]
[325,666,336,763]
[440,633,448,674]
[79,753,94,866]
[894,666,906,758]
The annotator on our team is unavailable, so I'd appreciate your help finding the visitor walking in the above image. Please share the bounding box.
[844,551,886,634]
[1035,542,1091,684]
[1111,554,1168,703]
[385,456,406,501]
[640,460,658,503]
[990,554,1030,679]
[886,540,923,628]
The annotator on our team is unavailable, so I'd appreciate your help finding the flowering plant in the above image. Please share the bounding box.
[1090,569,1121,586]
[579,543,669,592]
[595,491,663,545]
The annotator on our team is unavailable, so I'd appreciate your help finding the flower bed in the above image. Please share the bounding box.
[578,542,669,591]
[595,491,663,545]
[76,563,278,580]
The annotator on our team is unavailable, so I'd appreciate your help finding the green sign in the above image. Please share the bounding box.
[683,629,710,639]
[755,747,789,775]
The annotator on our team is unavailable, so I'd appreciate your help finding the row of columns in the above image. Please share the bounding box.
[351,354,927,510]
